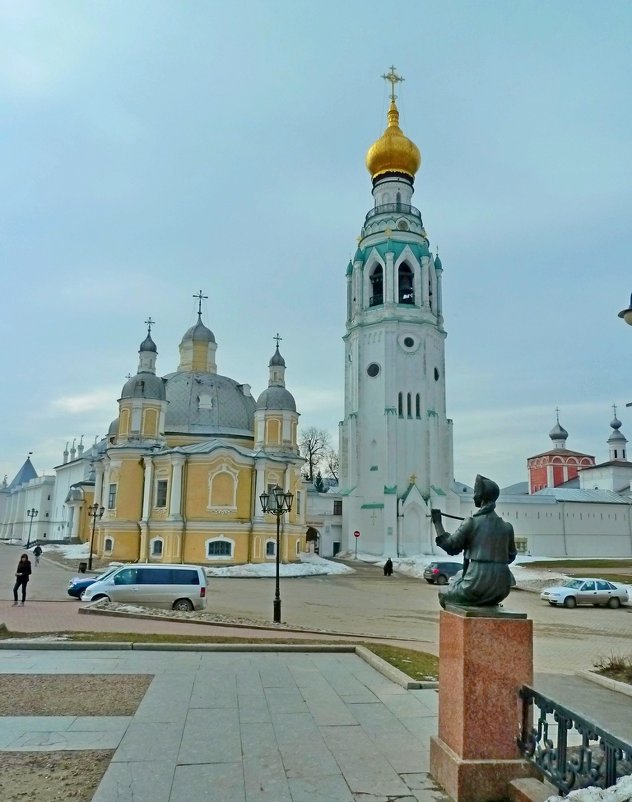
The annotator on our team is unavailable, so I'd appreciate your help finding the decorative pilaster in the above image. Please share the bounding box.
[169,455,185,519]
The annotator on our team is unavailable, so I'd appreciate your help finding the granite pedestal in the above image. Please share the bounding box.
[430,605,537,802]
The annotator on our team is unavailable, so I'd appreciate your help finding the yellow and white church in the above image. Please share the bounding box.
[91,299,306,565]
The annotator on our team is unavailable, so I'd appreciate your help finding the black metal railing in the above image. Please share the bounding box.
[364,203,422,223]
[518,685,632,794]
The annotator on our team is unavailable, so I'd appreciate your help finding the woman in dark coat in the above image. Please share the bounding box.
[12,553,32,606]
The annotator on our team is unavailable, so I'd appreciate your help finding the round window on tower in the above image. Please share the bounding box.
[366,363,380,378]
[397,219,409,231]
[397,334,419,353]
[404,337,414,348]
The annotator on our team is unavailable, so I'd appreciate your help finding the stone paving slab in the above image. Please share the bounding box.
[0,648,451,801]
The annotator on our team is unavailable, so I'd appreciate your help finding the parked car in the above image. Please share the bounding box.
[81,564,207,611]
[67,566,119,599]
[540,578,628,609]
[423,561,463,585]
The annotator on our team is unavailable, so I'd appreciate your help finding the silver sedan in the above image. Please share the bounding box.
[540,578,629,609]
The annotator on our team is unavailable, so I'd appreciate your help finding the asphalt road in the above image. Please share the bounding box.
[1,543,631,674]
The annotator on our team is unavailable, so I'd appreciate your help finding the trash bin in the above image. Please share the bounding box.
[78,561,87,573]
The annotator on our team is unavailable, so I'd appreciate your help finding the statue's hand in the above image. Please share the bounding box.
[431,508,442,525]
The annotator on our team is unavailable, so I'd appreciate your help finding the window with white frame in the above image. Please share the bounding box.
[206,537,234,560]
[104,537,114,553]
[150,538,164,557]
[265,540,276,558]
[107,483,117,510]
[155,479,168,508]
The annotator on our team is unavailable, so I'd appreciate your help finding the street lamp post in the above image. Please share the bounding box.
[618,292,632,409]
[87,503,105,571]
[25,508,38,548]
[259,484,294,624]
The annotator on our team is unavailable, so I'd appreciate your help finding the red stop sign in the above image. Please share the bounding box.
[353,530,360,538]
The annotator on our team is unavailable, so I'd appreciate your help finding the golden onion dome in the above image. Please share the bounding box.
[365,99,421,181]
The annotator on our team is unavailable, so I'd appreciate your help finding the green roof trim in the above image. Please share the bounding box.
[384,485,397,494]
[427,409,438,418]
[369,465,378,471]
[345,261,353,277]
[361,503,384,509]
[431,484,446,496]
[338,485,356,497]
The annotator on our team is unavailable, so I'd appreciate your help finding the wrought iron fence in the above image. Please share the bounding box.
[518,685,632,794]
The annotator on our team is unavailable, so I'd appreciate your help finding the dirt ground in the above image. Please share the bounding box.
[0,674,152,716]
[0,675,152,800]
[0,750,113,802]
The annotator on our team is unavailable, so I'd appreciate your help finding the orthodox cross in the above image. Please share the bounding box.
[273,332,282,347]
[369,510,378,525]
[125,373,132,379]
[144,316,155,334]
[555,406,561,423]
[409,473,416,485]
[381,65,404,101]
[193,290,208,317]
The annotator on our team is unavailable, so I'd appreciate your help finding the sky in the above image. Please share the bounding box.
[1,0,631,489]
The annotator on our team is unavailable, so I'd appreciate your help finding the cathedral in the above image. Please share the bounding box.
[90,298,306,565]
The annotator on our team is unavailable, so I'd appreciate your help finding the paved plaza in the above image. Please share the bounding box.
[0,646,449,802]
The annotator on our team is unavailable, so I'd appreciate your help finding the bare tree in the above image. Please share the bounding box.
[299,427,330,482]
[324,448,339,483]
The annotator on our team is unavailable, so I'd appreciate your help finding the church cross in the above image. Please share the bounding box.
[144,316,155,334]
[369,510,378,524]
[273,332,283,347]
[409,473,416,485]
[381,66,404,102]
[613,403,618,417]
[125,373,132,379]
[193,290,208,317]
[555,406,560,423]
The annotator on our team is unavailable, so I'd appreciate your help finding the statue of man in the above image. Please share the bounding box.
[431,475,516,609]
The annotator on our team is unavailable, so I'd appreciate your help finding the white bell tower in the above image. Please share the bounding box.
[339,68,457,558]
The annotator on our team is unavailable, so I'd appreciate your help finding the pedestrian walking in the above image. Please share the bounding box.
[12,553,32,606]
[33,544,42,566]
[383,557,393,576]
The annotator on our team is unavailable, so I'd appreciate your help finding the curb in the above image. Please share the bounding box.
[355,645,438,690]
[77,603,427,643]
[576,669,632,698]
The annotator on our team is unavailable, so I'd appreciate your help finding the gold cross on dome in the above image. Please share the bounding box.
[381,66,404,101]
[409,473,416,485]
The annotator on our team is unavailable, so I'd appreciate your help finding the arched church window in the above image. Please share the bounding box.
[416,394,421,418]
[396,191,402,211]
[369,265,383,307]
[398,264,414,304]
[398,393,403,417]
[407,393,412,418]
[428,273,434,310]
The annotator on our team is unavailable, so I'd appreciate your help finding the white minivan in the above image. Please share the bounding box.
[82,564,207,611]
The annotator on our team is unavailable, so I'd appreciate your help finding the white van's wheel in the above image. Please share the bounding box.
[173,599,194,612]
[92,595,110,603]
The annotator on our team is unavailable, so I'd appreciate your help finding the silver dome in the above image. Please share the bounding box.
[549,422,568,442]
[164,371,255,434]
[140,334,157,353]
[269,346,286,367]
[256,386,297,412]
[120,373,166,401]
[181,318,215,344]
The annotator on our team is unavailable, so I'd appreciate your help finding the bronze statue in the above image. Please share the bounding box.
[431,475,516,609]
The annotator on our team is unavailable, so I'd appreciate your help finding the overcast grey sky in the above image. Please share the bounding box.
[1,0,631,488]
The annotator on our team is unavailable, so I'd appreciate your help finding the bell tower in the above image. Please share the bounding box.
[339,68,456,557]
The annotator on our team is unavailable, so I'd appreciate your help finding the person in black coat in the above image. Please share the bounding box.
[12,554,32,606]
[383,557,393,576]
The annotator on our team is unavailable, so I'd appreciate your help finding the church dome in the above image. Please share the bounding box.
[256,386,297,412]
[366,100,421,182]
[181,317,215,344]
[269,346,286,367]
[164,371,255,435]
[108,418,119,437]
[120,373,166,401]
[139,333,157,353]
[549,421,568,443]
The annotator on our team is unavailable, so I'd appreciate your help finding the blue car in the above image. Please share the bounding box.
[67,566,118,599]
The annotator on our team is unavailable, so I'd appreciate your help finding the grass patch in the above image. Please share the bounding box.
[0,629,439,681]
[593,654,632,685]
[527,559,632,570]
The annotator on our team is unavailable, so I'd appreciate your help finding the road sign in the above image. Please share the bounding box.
[353,530,360,538]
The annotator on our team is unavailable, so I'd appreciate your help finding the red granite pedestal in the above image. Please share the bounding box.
[429,606,537,802]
